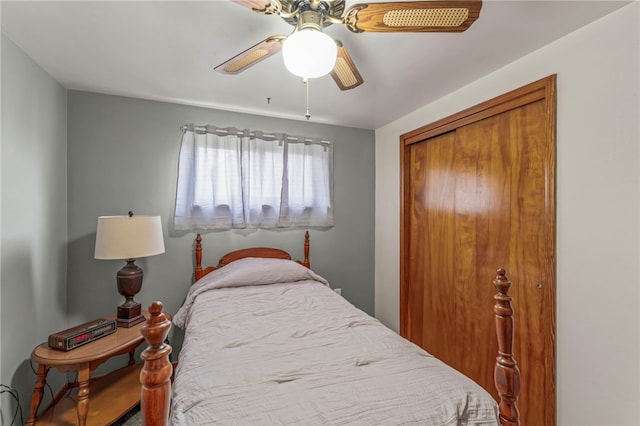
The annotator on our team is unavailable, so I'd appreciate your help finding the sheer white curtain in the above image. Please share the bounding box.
[174,125,334,230]
[280,140,333,227]
[242,135,285,227]
[174,127,245,229]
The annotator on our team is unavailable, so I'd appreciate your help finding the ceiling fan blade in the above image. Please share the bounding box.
[330,41,363,91]
[214,35,286,75]
[342,1,482,33]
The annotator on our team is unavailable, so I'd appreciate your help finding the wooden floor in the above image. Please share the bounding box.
[35,364,142,426]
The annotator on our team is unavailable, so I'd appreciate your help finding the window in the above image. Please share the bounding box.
[174,125,334,230]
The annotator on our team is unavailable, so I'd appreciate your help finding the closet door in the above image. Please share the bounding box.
[400,76,556,425]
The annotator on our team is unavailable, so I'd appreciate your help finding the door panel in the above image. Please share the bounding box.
[401,76,556,425]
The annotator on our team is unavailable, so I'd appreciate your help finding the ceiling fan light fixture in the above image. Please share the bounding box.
[282,28,337,79]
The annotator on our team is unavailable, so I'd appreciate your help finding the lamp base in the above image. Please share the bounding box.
[116,259,145,328]
[117,301,145,328]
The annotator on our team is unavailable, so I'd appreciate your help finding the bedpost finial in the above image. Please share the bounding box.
[302,230,310,268]
[149,301,164,316]
[495,268,509,284]
[141,302,172,350]
[494,268,512,294]
[145,301,170,329]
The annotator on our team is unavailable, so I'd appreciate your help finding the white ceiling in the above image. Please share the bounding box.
[1,0,631,129]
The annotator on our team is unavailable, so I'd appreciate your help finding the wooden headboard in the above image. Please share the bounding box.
[194,231,311,281]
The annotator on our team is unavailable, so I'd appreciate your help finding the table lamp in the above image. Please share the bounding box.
[94,212,165,327]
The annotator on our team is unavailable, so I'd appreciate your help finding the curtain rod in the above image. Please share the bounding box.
[181,125,331,146]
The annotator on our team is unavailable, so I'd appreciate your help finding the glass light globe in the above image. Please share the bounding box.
[282,29,337,79]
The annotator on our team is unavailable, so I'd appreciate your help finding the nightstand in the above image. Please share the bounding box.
[26,312,156,426]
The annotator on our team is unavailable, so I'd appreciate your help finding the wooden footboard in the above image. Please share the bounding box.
[139,269,520,425]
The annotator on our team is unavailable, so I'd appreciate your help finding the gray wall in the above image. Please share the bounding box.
[1,35,68,422]
[66,91,375,347]
[0,40,373,421]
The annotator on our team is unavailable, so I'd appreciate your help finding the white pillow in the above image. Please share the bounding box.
[195,257,328,290]
[173,257,329,329]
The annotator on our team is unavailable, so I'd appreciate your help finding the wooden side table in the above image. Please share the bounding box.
[26,314,151,426]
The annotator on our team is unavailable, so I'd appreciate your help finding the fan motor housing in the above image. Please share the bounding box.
[280,0,345,27]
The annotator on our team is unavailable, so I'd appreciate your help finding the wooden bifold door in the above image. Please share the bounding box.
[400,76,556,425]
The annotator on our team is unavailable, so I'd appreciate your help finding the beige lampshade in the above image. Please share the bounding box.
[94,215,165,260]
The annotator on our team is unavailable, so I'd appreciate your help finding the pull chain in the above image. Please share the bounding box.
[304,78,311,120]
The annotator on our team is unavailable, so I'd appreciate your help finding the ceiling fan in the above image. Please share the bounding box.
[214,0,483,90]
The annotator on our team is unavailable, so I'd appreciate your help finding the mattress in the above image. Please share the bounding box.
[171,257,499,425]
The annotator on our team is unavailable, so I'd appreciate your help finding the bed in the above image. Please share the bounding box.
[139,232,520,425]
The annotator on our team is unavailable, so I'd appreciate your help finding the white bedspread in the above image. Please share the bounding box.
[171,258,499,425]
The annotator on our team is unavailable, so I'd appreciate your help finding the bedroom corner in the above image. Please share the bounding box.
[1,34,68,424]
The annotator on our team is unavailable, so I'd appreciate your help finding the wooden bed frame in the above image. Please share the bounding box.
[139,233,521,425]
[194,231,311,281]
